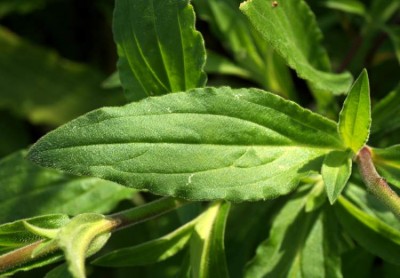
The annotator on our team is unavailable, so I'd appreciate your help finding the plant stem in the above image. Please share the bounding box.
[0,197,189,274]
[107,197,189,231]
[356,146,400,219]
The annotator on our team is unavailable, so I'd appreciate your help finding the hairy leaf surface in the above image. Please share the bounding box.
[240,0,353,94]
[113,0,206,100]
[338,70,371,153]
[28,87,344,201]
[322,150,352,204]
[0,151,135,223]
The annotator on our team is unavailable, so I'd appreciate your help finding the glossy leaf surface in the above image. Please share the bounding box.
[28,87,344,201]
[338,70,371,153]
[240,0,353,94]
[322,150,352,204]
[113,0,206,100]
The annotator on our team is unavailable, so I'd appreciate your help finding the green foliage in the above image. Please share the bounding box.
[113,0,207,100]
[28,87,343,201]
[0,0,399,277]
[338,70,371,153]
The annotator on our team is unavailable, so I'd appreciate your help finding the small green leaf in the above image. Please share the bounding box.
[56,213,114,278]
[372,145,400,188]
[113,0,206,100]
[322,150,353,204]
[0,214,69,255]
[335,196,400,265]
[0,150,135,223]
[190,201,230,278]
[204,50,252,80]
[384,26,400,64]
[93,216,197,267]
[371,84,400,138]
[240,0,353,95]
[28,87,344,201]
[323,0,366,16]
[45,264,72,278]
[338,69,371,153]
[23,221,60,239]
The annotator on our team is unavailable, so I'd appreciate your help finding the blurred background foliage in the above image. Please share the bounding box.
[0,0,399,277]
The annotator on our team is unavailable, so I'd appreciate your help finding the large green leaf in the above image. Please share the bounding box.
[0,26,124,126]
[335,196,400,265]
[113,0,206,100]
[245,188,342,277]
[194,0,296,100]
[322,150,352,204]
[240,0,353,95]
[338,70,371,153]
[372,145,400,188]
[28,87,344,201]
[190,201,230,278]
[93,216,196,267]
[0,150,135,223]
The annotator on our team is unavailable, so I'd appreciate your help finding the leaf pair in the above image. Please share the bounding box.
[322,70,371,203]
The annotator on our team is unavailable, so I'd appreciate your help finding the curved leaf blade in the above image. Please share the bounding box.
[28,87,344,201]
[113,0,206,100]
[335,196,400,265]
[0,150,135,223]
[190,201,230,278]
[92,216,196,267]
[372,145,400,188]
[57,213,113,278]
[322,150,352,204]
[240,0,353,94]
[338,70,371,153]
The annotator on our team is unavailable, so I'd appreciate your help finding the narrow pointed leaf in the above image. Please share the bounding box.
[57,213,114,278]
[0,214,69,254]
[371,84,400,138]
[322,150,352,204]
[240,0,353,94]
[324,0,366,16]
[372,145,400,188]
[28,87,344,201]
[335,196,400,265]
[338,70,371,153]
[245,188,342,277]
[0,151,135,223]
[194,0,296,99]
[93,216,197,267]
[113,0,206,100]
[190,201,230,278]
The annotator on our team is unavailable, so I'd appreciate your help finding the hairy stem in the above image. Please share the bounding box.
[0,197,188,274]
[356,146,400,219]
